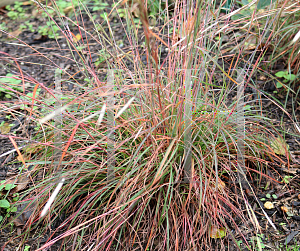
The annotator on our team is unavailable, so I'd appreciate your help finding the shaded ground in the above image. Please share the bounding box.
[0,1,300,250]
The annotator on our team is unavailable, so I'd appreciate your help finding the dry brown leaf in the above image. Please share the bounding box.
[210,179,226,193]
[130,3,139,17]
[244,36,257,50]
[8,29,22,38]
[245,43,257,50]
[23,143,43,154]
[218,180,226,189]
[281,206,288,213]
[31,9,41,18]
[2,174,29,193]
[13,201,36,226]
[12,216,24,227]
[259,75,267,81]
[17,228,22,236]
[22,1,32,5]
[15,174,29,192]
[63,5,74,15]
[17,155,30,162]
[72,33,81,43]
[210,225,226,239]
[264,201,274,209]
[0,122,11,134]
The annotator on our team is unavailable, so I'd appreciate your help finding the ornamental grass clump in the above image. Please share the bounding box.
[0,0,292,250]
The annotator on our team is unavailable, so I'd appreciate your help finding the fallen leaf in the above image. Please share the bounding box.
[13,201,36,226]
[281,206,288,213]
[281,167,297,174]
[17,155,30,161]
[8,29,22,39]
[271,137,289,155]
[22,1,32,5]
[130,3,139,17]
[31,9,40,18]
[63,5,74,15]
[259,75,267,81]
[210,179,226,193]
[12,217,23,227]
[264,201,274,209]
[15,174,29,192]
[216,180,226,191]
[0,122,11,134]
[244,36,257,50]
[286,208,294,217]
[245,43,257,50]
[210,225,226,238]
[23,143,43,154]
[72,33,81,43]
[172,33,180,42]
[1,174,29,193]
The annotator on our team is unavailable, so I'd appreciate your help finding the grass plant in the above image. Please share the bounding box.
[0,0,297,250]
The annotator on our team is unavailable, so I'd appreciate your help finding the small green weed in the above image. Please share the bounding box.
[24,245,30,251]
[275,71,297,88]
[5,1,26,20]
[265,193,278,199]
[286,245,300,251]
[20,21,35,33]
[0,73,23,99]
[249,234,266,250]
[0,23,8,31]
[279,241,300,251]
[95,50,110,67]
[38,21,60,39]
[237,234,267,250]
[42,0,79,17]
[92,1,108,12]
[282,175,293,184]
[0,181,19,223]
